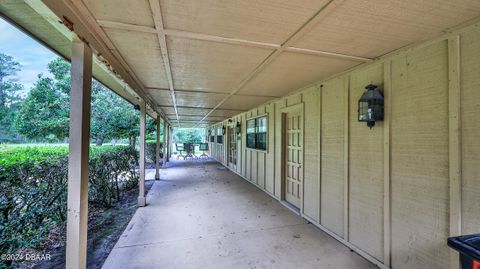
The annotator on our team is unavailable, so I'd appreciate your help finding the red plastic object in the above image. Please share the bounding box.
[473,260,480,269]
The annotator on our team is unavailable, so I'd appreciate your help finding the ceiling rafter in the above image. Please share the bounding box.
[145,87,280,98]
[147,0,179,126]
[158,105,246,112]
[197,0,345,125]
[285,47,372,62]
[96,19,372,63]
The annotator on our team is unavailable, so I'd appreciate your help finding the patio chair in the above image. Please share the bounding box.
[199,143,209,159]
[183,143,197,160]
[175,143,185,159]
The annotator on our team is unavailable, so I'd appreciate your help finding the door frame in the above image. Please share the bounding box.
[279,102,305,214]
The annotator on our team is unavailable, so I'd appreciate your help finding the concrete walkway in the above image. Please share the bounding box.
[102,159,376,269]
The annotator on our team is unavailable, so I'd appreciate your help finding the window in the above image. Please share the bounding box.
[217,127,223,144]
[209,129,215,142]
[246,116,267,150]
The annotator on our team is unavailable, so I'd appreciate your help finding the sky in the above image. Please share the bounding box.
[0,17,57,92]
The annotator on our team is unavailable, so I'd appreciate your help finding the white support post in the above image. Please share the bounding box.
[66,40,92,269]
[162,121,168,168]
[155,115,160,180]
[168,126,173,161]
[138,99,146,207]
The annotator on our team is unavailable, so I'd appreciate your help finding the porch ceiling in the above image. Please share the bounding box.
[2,0,480,127]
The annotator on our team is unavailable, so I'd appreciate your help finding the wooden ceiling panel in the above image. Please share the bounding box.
[167,37,273,93]
[239,52,359,97]
[161,107,241,120]
[218,96,273,111]
[174,91,227,108]
[149,89,172,106]
[83,0,154,27]
[294,0,480,58]
[208,109,243,117]
[160,0,330,44]
[104,28,169,89]
[178,115,224,122]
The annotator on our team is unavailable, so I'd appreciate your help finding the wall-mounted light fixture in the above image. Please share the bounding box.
[235,122,241,135]
[222,126,226,135]
[358,84,384,129]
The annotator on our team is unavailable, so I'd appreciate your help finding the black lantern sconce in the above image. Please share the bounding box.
[358,84,384,129]
[235,122,241,135]
[222,126,226,135]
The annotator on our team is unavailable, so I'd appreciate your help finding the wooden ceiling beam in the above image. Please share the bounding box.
[96,19,372,63]
[147,0,179,125]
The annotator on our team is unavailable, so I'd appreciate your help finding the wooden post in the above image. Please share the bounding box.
[155,115,160,180]
[138,99,146,207]
[162,121,168,168]
[169,126,173,161]
[66,40,92,269]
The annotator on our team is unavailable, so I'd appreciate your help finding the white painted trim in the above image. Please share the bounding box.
[448,35,462,269]
[383,61,392,267]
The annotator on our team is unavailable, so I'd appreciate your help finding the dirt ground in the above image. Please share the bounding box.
[15,180,154,269]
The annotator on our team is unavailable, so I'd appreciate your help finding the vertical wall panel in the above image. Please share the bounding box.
[391,41,449,269]
[236,116,242,174]
[242,114,247,178]
[460,26,480,234]
[302,87,320,221]
[321,77,346,237]
[258,153,265,188]
[252,151,258,183]
[348,63,385,261]
[265,104,275,194]
[274,99,287,198]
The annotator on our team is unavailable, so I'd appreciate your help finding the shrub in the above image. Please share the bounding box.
[0,145,139,266]
[145,141,163,163]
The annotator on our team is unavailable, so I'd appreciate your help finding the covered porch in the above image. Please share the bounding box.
[103,158,375,269]
[1,0,480,269]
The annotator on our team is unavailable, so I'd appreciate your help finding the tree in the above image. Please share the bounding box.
[0,53,24,142]
[90,80,140,145]
[15,57,148,144]
[174,128,203,144]
[15,75,69,140]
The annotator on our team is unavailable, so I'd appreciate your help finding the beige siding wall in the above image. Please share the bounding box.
[460,25,480,235]
[209,22,480,269]
[390,41,450,269]
[320,77,346,237]
[348,63,385,261]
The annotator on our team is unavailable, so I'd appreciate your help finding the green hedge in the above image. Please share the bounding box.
[0,145,139,266]
[145,141,163,163]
